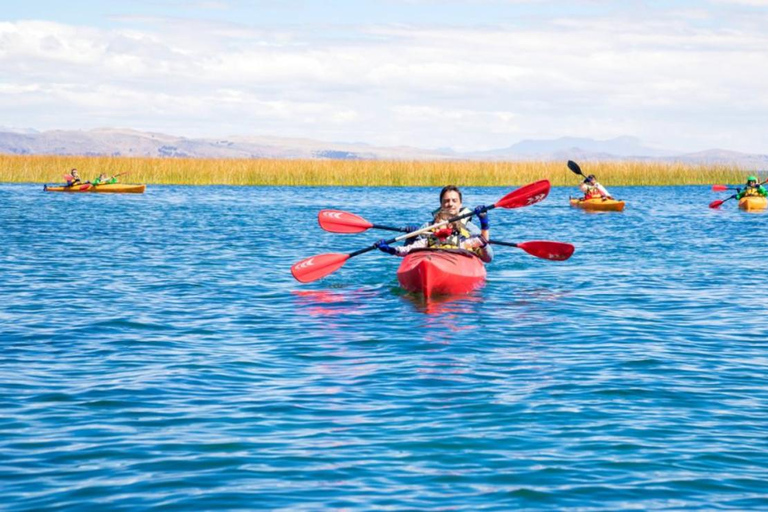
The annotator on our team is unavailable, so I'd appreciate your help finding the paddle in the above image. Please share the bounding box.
[567,160,586,179]
[318,210,396,234]
[291,180,551,283]
[709,196,736,209]
[317,209,574,261]
[712,178,768,193]
[567,160,614,201]
[490,240,575,261]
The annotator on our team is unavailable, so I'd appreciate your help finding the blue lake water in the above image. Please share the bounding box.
[2,183,768,510]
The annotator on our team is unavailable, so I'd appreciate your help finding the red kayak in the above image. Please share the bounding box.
[396,250,486,298]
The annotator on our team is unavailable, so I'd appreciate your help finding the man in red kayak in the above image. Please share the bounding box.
[580,175,614,200]
[376,185,493,262]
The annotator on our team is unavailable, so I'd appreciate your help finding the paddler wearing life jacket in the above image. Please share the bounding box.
[66,168,82,187]
[91,173,118,186]
[401,185,492,261]
[579,174,613,200]
[736,176,767,199]
[376,209,492,262]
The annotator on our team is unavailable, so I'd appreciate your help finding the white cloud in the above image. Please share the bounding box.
[0,8,767,153]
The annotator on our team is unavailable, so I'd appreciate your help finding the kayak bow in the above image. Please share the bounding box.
[738,196,768,211]
[396,250,486,298]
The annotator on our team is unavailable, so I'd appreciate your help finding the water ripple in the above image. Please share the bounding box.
[2,184,768,510]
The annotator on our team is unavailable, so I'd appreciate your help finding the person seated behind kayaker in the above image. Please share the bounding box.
[66,168,82,187]
[376,209,493,263]
[736,176,767,199]
[91,173,118,186]
[580,174,614,200]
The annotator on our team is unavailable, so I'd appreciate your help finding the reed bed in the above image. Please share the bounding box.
[0,154,749,187]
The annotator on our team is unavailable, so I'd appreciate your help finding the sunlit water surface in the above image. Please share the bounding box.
[2,183,768,510]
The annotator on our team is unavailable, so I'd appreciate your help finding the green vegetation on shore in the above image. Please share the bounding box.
[0,154,750,187]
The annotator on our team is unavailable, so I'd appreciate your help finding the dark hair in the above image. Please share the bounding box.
[439,185,462,203]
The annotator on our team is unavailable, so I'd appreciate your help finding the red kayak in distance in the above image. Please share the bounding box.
[396,249,486,299]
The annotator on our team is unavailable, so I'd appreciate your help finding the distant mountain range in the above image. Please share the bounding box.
[0,127,765,168]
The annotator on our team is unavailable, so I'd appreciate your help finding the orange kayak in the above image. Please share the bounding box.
[396,250,486,298]
[738,196,767,211]
[44,183,146,193]
[569,197,625,212]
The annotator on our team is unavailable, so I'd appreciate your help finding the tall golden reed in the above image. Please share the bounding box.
[0,154,748,187]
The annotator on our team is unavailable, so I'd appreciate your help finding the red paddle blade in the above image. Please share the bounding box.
[495,180,551,209]
[79,184,92,190]
[711,185,729,192]
[517,240,575,261]
[63,174,73,181]
[318,209,373,233]
[709,199,725,209]
[291,253,350,283]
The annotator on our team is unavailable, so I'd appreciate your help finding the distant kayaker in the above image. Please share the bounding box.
[736,176,767,199]
[92,173,118,186]
[580,175,614,200]
[66,168,82,187]
[377,209,493,263]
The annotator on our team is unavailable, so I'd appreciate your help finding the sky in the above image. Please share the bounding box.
[1,0,767,153]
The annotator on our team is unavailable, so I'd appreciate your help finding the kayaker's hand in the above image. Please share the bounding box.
[403,224,420,233]
[473,205,490,230]
[375,239,396,255]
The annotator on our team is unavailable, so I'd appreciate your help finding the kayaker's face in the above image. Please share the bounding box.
[441,191,462,216]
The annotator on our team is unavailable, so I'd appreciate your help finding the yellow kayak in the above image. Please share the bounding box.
[738,196,768,211]
[44,183,146,194]
[569,197,625,212]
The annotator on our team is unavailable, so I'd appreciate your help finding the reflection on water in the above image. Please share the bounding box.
[400,291,483,317]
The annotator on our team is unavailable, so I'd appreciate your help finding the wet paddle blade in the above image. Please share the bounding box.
[709,199,725,209]
[567,160,584,176]
[291,253,350,283]
[494,180,551,209]
[318,209,373,233]
[711,185,730,192]
[79,184,92,190]
[517,241,575,261]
